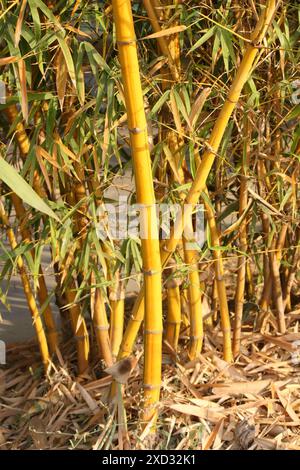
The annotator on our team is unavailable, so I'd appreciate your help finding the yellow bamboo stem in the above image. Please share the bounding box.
[257,224,287,330]
[181,287,190,331]
[92,286,113,367]
[0,203,49,368]
[55,175,91,365]
[118,294,145,359]
[112,0,163,423]
[145,0,201,359]
[64,283,89,373]
[204,195,232,361]
[194,148,231,360]
[233,115,251,357]
[165,260,181,352]
[73,161,89,244]
[183,238,203,359]
[166,283,181,351]
[257,158,272,313]
[110,298,125,358]
[284,251,300,310]
[11,193,58,354]
[109,273,125,359]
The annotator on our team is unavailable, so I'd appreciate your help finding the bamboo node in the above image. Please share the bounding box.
[144,329,163,335]
[74,334,88,341]
[128,127,145,134]
[250,39,261,48]
[142,268,160,276]
[94,325,109,331]
[117,39,136,46]
[203,141,217,155]
[143,383,161,390]
[226,97,239,105]
[129,316,143,323]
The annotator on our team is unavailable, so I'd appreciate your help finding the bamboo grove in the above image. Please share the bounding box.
[0,0,299,437]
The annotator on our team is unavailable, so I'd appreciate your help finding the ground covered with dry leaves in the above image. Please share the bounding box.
[1,307,300,451]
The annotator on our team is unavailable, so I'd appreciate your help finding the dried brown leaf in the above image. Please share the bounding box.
[143,25,186,40]
[15,0,27,47]
[169,403,225,423]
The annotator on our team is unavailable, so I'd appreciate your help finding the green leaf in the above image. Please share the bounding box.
[212,30,221,69]
[0,157,60,222]
[220,31,229,73]
[220,29,235,73]
[28,0,41,41]
[28,0,62,30]
[189,26,216,53]
[149,90,170,116]
[84,42,111,75]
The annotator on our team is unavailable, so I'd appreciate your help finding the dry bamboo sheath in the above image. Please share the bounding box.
[117,0,278,368]
[112,0,163,422]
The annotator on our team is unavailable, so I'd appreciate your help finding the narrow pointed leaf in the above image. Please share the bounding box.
[0,157,60,222]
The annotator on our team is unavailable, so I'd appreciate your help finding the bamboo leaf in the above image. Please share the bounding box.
[0,157,60,222]
[149,90,170,116]
[76,43,85,106]
[17,58,28,122]
[189,87,211,129]
[56,49,68,111]
[28,0,41,41]
[15,0,27,47]
[212,29,221,69]
[0,56,18,66]
[84,41,111,75]
[189,26,216,53]
[220,29,235,73]
[143,25,186,40]
[56,32,77,91]
[28,0,62,30]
